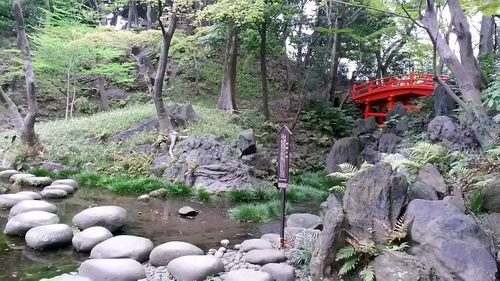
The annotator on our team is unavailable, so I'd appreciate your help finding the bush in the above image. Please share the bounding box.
[196,188,211,203]
[301,101,359,136]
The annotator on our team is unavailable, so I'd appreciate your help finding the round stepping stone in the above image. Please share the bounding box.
[261,263,295,281]
[25,176,53,187]
[0,170,20,179]
[149,241,204,266]
[40,273,91,281]
[79,258,146,281]
[9,200,57,218]
[25,224,73,250]
[286,213,322,229]
[224,269,273,281]
[240,239,273,252]
[52,179,79,189]
[244,249,287,265]
[9,173,35,183]
[44,184,74,194]
[167,255,224,281]
[73,206,126,232]
[17,191,41,200]
[90,235,153,262]
[4,211,59,236]
[41,189,68,199]
[0,193,34,209]
[72,226,113,252]
[261,233,281,244]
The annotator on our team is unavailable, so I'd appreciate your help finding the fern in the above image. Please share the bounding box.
[330,185,346,193]
[386,213,408,242]
[359,266,375,281]
[386,241,410,252]
[399,142,450,173]
[335,245,357,261]
[338,255,359,276]
[328,162,373,193]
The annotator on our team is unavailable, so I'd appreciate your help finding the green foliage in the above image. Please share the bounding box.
[229,201,287,223]
[228,189,273,203]
[358,266,376,281]
[467,190,485,215]
[28,167,52,177]
[397,142,451,174]
[481,58,500,111]
[301,101,358,136]
[196,187,212,203]
[227,184,327,205]
[291,171,342,191]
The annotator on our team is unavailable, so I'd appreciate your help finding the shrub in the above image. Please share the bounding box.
[28,167,52,177]
[166,182,193,197]
[196,188,211,203]
[301,101,358,136]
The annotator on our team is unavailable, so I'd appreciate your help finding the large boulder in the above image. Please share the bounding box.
[79,258,146,281]
[153,135,252,192]
[261,263,295,281]
[0,193,35,209]
[372,250,446,281]
[4,211,59,236]
[409,164,447,200]
[433,84,456,117]
[474,172,500,212]
[240,239,273,252]
[378,133,401,153]
[90,235,153,262]
[244,249,287,265]
[236,129,257,155]
[286,213,322,229]
[167,255,225,281]
[72,226,113,252]
[326,137,361,173]
[426,115,475,151]
[386,103,409,136]
[9,200,57,218]
[343,162,407,243]
[166,103,199,127]
[406,199,497,281]
[72,206,127,232]
[25,224,73,250]
[149,241,204,266]
[224,269,273,281]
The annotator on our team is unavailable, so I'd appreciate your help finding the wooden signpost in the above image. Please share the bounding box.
[277,125,292,248]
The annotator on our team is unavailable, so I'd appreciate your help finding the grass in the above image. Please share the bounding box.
[291,171,342,191]
[227,184,328,204]
[196,188,212,203]
[230,200,289,223]
[467,189,485,215]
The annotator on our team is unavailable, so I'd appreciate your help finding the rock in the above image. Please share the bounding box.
[244,249,287,265]
[418,164,447,194]
[167,255,224,281]
[72,226,113,252]
[79,258,146,281]
[236,129,257,155]
[224,269,273,281]
[378,133,401,153]
[234,244,241,250]
[39,162,68,171]
[40,273,91,281]
[372,250,441,281]
[261,263,295,281]
[4,211,59,236]
[310,194,344,280]
[24,177,53,187]
[220,239,230,247]
[386,103,409,136]
[9,200,57,218]
[73,206,127,232]
[149,241,204,266]
[90,235,153,262]
[178,206,198,217]
[52,179,79,189]
[0,169,20,179]
[0,193,35,209]
[474,172,500,212]
[294,228,320,249]
[326,137,361,173]
[343,162,407,243]
[483,213,500,242]
[16,191,41,200]
[9,173,35,183]
[166,103,199,127]
[44,184,75,194]
[153,135,252,192]
[406,199,497,281]
[433,84,456,117]
[284,227,306,237]
[409,179,439,201]
[137,194,150,202]
[148,188,168,198]
[261,233,280,244]
[286,213,322,229]
[443,195,466,213]
[352,117,377,136]
[361,143,380,164]
[41,189,68,199]
[240,239,273,252]
[428,116,459,143]
[25,224,73,250]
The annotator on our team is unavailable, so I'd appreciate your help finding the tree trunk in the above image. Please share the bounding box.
[98,76,110,111]
[0,88,24,137]
[217,27,238,111]
[12,0,40,153]
[128,0,138,29]
[153,6,177,134]
[326,1,346,104]
[259,21,270,120]
[131,46,155,97]
[146,2,152,29]
[479,12,494,55]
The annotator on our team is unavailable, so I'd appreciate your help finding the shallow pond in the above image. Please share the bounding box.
[0,182,281,281]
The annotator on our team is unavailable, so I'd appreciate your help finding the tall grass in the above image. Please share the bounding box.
[291,171,342,191]
[230,201,289,223]
[227,185,328,204]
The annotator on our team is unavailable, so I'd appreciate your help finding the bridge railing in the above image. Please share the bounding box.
[352,73,438,100]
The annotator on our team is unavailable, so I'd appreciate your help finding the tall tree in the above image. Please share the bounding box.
[128,0,138,29]
[326,0,346,104]
[218,27,238,111]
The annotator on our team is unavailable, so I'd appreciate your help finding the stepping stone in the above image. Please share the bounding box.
[0,193,34,209]
[44,184,74,194]
[41,189,68,199]
[261,263,295,281]
[149,241,204,266]
[40,273,91,281]
[9,200,57,218]
[73,206,126,232]
[0,170,20,179]
[52,179,79,189]
[240,239,273,252]
[90,235,153,262]
[178,206,198,216]
[284,227,306,237]
[286,213,322,229]
[25,224,73,250]
[167,255,224,281]
[4,211,59,236]
[24,177,53,187]
[72,226,113,252]
[244,249,287,265]
[224,269,273,281]
[79,258,146,281]
[17,191,41,200]
[9,173,35,183]
[261,233,281,244]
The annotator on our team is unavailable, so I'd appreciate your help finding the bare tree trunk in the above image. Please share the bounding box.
[193,55,200,95]
[479,10,494,55]
[154,2,177,134]
[12,0,40,153]
[217,27,238,111]
[98,76,110,111]
[131,47,155,97]
[65,60,72,120]
[326,1,346,104]
[146,2,153,29]
[259,21,270,120]
[0,88,24,136]
[128,0,138,29]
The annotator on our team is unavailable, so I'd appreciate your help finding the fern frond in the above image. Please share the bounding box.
[387,213,408,242]
[359,265,375,281]
[339,163,359,174]
[360,161,373,170]
[335,245,356,261]
[338,256,359,276]
[346,237,377,255]
[330,185,346,193]
[386,241,410,252]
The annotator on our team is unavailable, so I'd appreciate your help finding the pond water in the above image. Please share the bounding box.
[0,181,281,281]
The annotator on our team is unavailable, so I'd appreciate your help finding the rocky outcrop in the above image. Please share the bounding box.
[433,84,456,117]
[90,235,153,262]
[326,137,361,173]
[25,224,73,250]
[72,206,127,232]
[427,116,479,150]
[149,241,204,266]
[236,129,257,155]
[79,258,146,281]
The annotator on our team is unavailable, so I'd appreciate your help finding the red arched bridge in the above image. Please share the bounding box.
[352,73,443,122]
